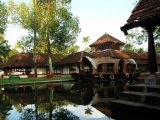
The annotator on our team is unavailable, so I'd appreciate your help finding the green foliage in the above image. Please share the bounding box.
[0,76,74,84]
[8,48,19,58]
[16,33,34,53]
[0,1,8,34]
[0,1,9,65]
[8,0,41,31]
[123,43,134,51]
[49,6,81,51]
[82,36,90,51]
[124,26,160,52]
[82,36,90,45]
[52,45,79,55]
[12,0,81,55]
[126,27,147,46]
[0,34,11,65]
[84,47,91,53]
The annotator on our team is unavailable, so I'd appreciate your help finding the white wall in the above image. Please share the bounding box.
[62,65,79,74]
[62,66,69,74]
[31,67,47,74]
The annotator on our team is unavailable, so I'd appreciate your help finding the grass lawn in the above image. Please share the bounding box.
[0,76,74,85]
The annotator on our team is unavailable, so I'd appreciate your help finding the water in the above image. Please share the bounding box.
[0,84,113,120]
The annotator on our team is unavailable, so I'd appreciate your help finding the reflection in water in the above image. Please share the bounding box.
[0,92,12,120]
[0,85,112,120]
[1,85,79,120]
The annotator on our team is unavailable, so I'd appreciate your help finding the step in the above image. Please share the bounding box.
[128,83,160,93]
[145,93,160,106]
[111,99,160,120]
[120,91,160,106]
[119,91,151,102]
[127,84,145,92]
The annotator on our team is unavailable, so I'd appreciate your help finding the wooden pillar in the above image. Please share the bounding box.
[146,25,157,73]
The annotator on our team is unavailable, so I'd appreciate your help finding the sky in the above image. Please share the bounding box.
[70,0,138,50]
[2,0,137,50]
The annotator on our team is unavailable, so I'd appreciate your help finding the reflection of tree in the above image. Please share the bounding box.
[53,107,79,120]
[0,93,12,120]
[20,105,80,120]
[20,108,47,120]
[4,87,80,119]
[19,100,79,120]
[85,106,93,115]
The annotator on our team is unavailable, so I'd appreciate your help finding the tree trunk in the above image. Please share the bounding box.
[46,0,54,73]
[146,25,157,73]
[34,29,37,77]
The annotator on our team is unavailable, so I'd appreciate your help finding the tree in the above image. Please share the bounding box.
[125,26,160,52]
[0,34,11,65]
[0,1,8,34]
[54,45,79,55]
[82,36,90,45]
[82,36,91,52]
[0,1,9,65]
[39,0,80,73]
[8,0,44,77]
[8,0,80,74]
[123,27,147,52]
[16,33,34,53]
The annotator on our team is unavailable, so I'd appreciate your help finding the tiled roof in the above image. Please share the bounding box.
[121,0,160,31]
[2,53,63,68]
[56,51,93,65]
[90,33,125,47]
[91,49,160,64]
[91,50,130,59]
[91,49,148,59]
[127,0,160,24]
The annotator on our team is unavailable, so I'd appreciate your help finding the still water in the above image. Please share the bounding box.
[0,84,113,120]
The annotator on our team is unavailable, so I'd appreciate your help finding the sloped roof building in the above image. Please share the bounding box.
[1,53,63,76]
[90,33,125,51]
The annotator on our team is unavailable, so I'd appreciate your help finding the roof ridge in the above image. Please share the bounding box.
[105,32,110,42]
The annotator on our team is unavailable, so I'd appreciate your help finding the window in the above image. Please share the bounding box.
[127,64,136,73]
[107,63,114,73]
[97,63,114,73]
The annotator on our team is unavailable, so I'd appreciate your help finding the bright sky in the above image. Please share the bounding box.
[2,0,137,50]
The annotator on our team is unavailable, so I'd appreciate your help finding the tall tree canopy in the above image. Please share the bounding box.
[0,1,8,34]
[0,1,10,65]
[0,34,10,65]
[7,0,80,73]
[14,0,80,54]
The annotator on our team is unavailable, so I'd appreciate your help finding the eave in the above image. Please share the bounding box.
[121,15,160,35]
